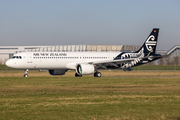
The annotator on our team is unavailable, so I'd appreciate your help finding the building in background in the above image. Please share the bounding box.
[0,45,180,65]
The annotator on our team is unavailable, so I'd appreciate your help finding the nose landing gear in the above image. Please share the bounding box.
[24,69,29,77]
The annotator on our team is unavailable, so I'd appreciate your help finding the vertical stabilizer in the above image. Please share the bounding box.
[137,28,159,55]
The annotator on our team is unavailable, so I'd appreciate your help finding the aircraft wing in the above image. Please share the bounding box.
[92,58,136,69]
[92,54,162,69]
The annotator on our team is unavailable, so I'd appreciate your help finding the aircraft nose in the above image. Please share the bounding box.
[5,60,13,68]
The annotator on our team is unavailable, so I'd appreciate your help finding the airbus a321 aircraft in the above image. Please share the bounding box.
[6,28,162,77]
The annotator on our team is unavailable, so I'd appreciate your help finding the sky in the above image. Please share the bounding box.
[0,0,180,50]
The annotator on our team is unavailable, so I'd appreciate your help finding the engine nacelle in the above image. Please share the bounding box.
[76,64,94,75]
[48,69,67,75]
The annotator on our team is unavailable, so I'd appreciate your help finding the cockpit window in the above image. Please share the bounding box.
[12,56,22,59]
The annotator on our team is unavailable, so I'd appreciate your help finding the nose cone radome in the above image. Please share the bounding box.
[5,60,13,68]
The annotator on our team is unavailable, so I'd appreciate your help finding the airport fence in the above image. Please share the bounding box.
[0,64,180,71]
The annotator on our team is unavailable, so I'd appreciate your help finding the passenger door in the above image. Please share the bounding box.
[27,53,32,63]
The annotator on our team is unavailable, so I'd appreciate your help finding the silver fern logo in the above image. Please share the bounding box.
[145,35,156,52]
[121,58,141,68]
[120,48,144,59]
[121,48,144,68]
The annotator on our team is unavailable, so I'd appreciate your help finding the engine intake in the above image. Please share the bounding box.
[76,64,94,75]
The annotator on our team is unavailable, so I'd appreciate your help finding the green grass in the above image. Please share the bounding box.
[0,76,180,120]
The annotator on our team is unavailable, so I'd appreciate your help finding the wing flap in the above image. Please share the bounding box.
[93,58,135,69]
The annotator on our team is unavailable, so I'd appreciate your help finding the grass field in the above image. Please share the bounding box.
[0,71,180,120]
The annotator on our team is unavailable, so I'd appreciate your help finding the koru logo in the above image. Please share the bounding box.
[145,35,156,52]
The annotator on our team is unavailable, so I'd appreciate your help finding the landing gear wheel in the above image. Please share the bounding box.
[94,72,101,77]
[24,69,29,77]
[75,73,82,77]
[24,74,28,77]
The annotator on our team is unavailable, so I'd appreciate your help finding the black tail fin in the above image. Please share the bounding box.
[137,28,159,55]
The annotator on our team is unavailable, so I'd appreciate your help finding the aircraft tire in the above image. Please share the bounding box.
[94,72,101,77]
[24,74,28,77]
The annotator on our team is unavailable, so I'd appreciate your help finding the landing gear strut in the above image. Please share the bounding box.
[94,69,101,77]
[24,69,28,77]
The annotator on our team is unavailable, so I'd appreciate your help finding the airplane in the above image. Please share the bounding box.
[6,28,162,77]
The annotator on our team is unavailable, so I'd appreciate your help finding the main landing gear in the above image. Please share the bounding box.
[94,69,101,77]
[94,72,101,77]
[24,69,28,77]
[75,72,102,77]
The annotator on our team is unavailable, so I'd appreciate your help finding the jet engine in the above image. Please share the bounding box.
[48,69,67,75]
[76,64,94,75]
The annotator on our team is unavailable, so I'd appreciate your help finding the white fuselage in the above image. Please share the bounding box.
[6,51,121,70]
